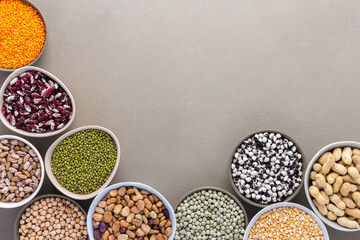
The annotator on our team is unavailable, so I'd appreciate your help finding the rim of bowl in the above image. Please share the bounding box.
[175,186,249,228]
[87,182,176,240]
[243,202,330,239]
[0,66,76,137]
[44,125,121,200]
[14,194,89,240]
[0,135,44,209]
[0,0,47,72]
[304,141,360,232]
[228,129,306,208]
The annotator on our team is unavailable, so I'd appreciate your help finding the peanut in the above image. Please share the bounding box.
[320,191,330,203]
[345,208,360,218]
[352,192,360,207]
[352,155,360,164]
[309,186,329,205]
[342,147,353,165]
[327,203,345,216]
[333,148,342,161]
[348,167,360,184]
[313,199,328,215]
[332,163,347,175]
[310,171,317,181]
[329,194,346,210]
[353,148,360,156]
[316,174,333,195]
[342,197,356,209]
[312,163,322,173]
[340,182,357,197]
[312,181,322,189]
[321,154,335,175]
[326,172,339,184]
[342,174,357,184]
[337,217,360,229]
[327,211,337,221]
[333,176,343,194]
[319,152,332,164]
[353,155,360,173]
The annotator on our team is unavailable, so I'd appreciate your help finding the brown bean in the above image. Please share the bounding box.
[103,212,113,223]
[118,187,126,196]
[112,221,120,232]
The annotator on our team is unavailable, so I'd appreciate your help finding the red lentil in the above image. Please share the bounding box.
[0,0,46,69]
[249,207,324,240]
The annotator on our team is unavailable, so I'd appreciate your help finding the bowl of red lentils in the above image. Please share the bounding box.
[243,202,329,240]
[0,0,47,71]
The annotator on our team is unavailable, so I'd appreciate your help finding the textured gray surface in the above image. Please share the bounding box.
[1,0,360,239]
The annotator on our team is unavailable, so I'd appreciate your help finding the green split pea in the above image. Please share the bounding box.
[51,129,117,194]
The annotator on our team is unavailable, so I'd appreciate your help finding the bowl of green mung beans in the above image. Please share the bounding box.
[44,125,120,200]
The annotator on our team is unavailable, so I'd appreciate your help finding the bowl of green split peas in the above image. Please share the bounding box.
[174,186,248,240]
[44,125,120,200]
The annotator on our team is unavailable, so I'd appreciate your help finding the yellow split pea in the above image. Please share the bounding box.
[0,0,45,69]
[249,207,324,240]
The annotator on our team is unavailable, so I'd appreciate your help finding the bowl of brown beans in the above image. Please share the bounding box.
[0,0,47,71]
[14,194,88,240]
[87,182,176,240]
[0,135,44,209]
[0,66,76,137]
[243,202,329,240]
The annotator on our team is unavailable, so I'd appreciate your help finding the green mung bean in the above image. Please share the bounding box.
[51,129,117,194]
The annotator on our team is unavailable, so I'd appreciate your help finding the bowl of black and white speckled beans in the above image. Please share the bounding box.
[229,130,305,208]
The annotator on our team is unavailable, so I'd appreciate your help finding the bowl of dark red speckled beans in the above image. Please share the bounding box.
[229,130,306,208]
[0,66,75,138]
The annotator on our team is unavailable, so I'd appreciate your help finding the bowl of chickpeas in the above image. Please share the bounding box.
[15,194,89,240]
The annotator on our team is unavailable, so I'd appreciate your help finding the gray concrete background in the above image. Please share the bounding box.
[1,0,360,239]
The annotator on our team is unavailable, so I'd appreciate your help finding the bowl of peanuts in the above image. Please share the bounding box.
[87,182,176,240]
[305,141,360,232]
[243,202,330,239]
[0,0,47,71]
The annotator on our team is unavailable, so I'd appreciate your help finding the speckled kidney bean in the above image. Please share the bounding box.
[2,70,73,133]
[0,138,41,203]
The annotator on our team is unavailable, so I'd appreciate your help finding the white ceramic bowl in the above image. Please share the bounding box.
[45,125,120,200]
[304,141,360,232]
[0,0,47,72]
[0,135,44,209]
[243,202,330,240]
[87,182,176,240]
[0,66,76,137]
